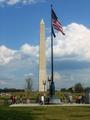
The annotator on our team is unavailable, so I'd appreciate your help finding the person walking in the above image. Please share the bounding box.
[41,95,44,105]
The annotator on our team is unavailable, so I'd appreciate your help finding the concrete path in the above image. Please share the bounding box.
[10,103,90,107]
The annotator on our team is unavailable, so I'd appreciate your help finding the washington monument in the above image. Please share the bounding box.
[39,19,47,92]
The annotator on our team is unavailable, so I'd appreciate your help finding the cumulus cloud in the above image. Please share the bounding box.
[46,23,90,61]
[0,43,39,65]
[0,23,90,66]
[0,0,45,6]
[0,45,17,65]
[54,72,61,81]
[0,23,90,88]
[6,0,20,5]
[20,43,39,58]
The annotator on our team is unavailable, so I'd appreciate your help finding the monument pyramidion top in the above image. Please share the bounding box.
[40,19,44,24]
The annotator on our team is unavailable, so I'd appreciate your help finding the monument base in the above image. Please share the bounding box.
[49,96,61,104]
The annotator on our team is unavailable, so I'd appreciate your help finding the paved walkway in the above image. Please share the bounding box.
[10,103,90,107]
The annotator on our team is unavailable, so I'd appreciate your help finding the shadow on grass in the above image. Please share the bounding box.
[71,114,90,118]
[0,109,34,120]
[0,106,90,120]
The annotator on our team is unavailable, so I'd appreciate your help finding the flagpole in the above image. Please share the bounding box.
[51,4,53,83]
[50,5,64,98]
[50,4,55,97]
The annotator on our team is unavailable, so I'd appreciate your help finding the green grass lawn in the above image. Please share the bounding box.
[0,106,90,120]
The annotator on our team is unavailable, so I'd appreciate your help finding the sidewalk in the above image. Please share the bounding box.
[10,103,90,107]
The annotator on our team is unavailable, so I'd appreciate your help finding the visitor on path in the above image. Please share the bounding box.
[41,95,44,105]
[69,95,73,103]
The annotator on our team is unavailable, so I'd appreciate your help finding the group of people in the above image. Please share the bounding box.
[10,93,86,105]
[61,93,73,103]
[10,95,46,105]
[10,96,17,104]
[75,95,85,104]
[10,95,31,104]
[61,93,86,104]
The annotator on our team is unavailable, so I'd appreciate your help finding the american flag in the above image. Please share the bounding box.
[52,8,65,37]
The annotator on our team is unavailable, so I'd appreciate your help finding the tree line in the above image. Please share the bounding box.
[61,83,88,93]
[0,88,24,92]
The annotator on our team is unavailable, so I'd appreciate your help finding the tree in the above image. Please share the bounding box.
[74,83,84,93]
[68,87,74,93]
[60,88,67,92]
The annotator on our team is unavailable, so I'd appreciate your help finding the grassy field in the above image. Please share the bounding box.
[0,106,90,120]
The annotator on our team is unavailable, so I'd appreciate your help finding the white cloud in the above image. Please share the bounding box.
[0,23,90,65]
[6,0,20,5]
[54,72,61,81]
[0,45,17,65]
[0,43,39,65]
[0,0,44,6]
[46,23,90,61]
[20,43,39,58]
[0,23,90,88]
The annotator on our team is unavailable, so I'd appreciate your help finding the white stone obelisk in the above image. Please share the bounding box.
[39,19,46,92]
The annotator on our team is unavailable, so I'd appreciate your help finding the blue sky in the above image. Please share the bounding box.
[0,0,90,89]
[0,0,90,48]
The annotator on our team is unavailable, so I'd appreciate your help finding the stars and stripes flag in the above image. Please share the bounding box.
[52,8,65,37]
